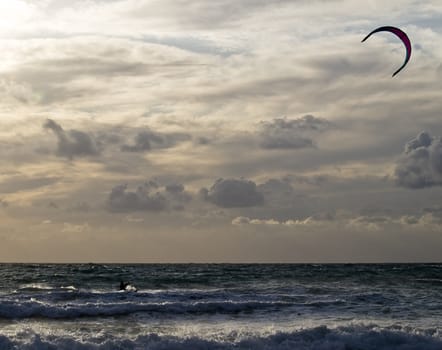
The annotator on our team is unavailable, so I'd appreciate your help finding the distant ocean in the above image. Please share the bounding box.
[0,263,441,349]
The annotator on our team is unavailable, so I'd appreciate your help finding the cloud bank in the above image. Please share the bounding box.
[395,132,442,188]
[107,181,191,212]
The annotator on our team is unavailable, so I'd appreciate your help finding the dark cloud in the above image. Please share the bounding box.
[199,177,314,220]
[107,183,167,212]
[164,183,192,210]
[395,132,442,188]
[201,178,264,208]
[43,119,100,159]
[258,178,294,197]
[259,115,331,150]
[106,181,191,212]
[165,183,185,194]
[120,129,190,152]
[96,131,121,145]
[120,131,153,152]
[405,131,432,152]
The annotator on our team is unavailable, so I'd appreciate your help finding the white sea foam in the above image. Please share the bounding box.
[15,283,53,292]
[0,325,441,350]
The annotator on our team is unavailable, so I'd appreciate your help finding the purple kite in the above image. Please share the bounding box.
[362,26,411,77]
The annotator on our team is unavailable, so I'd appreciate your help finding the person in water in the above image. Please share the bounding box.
[119,281,137,292]
[119,281,129,290]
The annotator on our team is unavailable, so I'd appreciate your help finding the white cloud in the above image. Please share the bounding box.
[232,213,442,232]
[61,222,90,233]
[395,132,442,188]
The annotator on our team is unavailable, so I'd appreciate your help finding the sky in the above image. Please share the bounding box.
[0,0,441,263]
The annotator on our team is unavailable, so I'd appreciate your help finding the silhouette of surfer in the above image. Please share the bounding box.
[119,281,137,292]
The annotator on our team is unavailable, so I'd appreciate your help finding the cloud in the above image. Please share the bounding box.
[199,177,313,220]
[232,212,442,231]
[422,206,442,220]
[125,215,145,223]
[2,35,206,106]
[196,136,211,145]
[43,119,100,159]
[165,183,185,194]
[394,131,442,188]
[107,183,167,212]
[258,178,294,197]
[61,222,90,233]
[201,178,264,208]
[289,174,329,187]
[120,131,154,152]
[164,183,192,210]
[106,181,191,212]
[259,115,331,150]
[257,178,297,209]
[347,215,392,231]
[232,216,279,225]
[120,129,191,152]
[396,213,442,230]
[0,175,60,194]
[121,0,288,31]
[232,214,329,226]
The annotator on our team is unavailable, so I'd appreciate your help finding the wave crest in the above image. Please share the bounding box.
[1,325,441,350]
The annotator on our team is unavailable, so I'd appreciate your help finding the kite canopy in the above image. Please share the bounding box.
[362,26,411,77]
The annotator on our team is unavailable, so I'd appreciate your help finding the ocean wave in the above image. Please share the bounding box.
[1,325,441,350]
[0,299,294,319]
[414,278,442,285]
[14,283,54,292]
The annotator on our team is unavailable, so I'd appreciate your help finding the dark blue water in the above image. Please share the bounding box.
[0,264,441,349]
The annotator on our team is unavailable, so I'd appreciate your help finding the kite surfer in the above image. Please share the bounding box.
[119,281,137,292]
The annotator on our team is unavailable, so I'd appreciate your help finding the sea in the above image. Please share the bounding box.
[0,263,441,349]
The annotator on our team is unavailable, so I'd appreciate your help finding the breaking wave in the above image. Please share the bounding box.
[1,325,441,350]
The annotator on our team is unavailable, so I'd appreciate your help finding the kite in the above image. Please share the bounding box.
[362,26,411,77]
